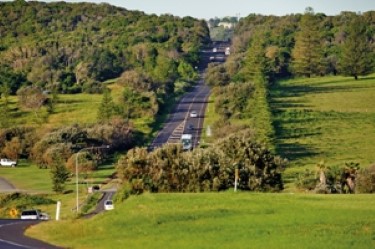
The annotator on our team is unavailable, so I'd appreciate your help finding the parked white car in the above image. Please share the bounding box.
[0,158,17,167]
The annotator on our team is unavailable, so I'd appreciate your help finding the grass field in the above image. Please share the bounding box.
[27,192,375,249]
[270,75,375,182]
[0,161,52,193]
[3,82,156,133]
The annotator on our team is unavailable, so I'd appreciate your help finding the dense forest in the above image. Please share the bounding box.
[0,0,209,95]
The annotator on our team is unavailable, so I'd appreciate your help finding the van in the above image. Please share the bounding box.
[20,209,41,220]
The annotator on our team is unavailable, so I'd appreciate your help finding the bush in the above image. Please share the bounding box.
[116,130,287,193]
[0,193,55,218]
[113,182,132,203]
[356,164,375,193]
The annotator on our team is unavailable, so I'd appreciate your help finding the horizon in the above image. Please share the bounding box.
[3,0,374,19]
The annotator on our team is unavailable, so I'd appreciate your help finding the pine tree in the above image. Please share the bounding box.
[339,15,373,80]
[97,87,115,122]
[242,30,271,83]
[291,8,324,77]
[51,157,70,193]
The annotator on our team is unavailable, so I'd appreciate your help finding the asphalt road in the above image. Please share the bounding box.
[150,42,228,150]
[84,189,116,218]
[0,220,62,249]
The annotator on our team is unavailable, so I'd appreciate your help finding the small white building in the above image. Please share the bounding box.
[218,22,234,29]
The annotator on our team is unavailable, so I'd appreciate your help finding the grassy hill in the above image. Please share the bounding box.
[27,192,375,249]
[270,74,375,185]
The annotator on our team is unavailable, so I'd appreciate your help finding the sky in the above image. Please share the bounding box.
[10,0,375,19]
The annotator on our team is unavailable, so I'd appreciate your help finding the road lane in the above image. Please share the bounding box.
[149,42,228,150]
[0,220,62,249]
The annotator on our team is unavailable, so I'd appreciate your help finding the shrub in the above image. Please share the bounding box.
[356,164,375,193]
[116,129,287,193]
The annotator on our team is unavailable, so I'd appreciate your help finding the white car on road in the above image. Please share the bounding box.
[104,200,114,210]
[190,110,198,118]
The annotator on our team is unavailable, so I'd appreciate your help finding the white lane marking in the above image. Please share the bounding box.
[0,238,36,249]
[0,221,39,249]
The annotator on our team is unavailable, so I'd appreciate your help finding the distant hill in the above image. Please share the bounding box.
[0,0,210,94]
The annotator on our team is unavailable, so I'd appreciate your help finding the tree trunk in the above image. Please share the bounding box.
[319,170,326,185]
[346,177,355,193]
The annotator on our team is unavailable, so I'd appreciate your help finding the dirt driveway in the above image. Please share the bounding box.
[0,177,16,193]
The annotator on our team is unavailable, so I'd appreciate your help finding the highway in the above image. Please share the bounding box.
[150,41,229,150]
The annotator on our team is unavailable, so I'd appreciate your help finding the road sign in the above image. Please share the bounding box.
[9,208,18,218]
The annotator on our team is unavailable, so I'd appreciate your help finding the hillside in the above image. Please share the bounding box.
[0,1,210,170]
[270,75,375,185]
[0,0,209,94]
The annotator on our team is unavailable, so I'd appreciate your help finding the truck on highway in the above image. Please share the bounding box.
[181,134,193,151]
[0,158,17,167]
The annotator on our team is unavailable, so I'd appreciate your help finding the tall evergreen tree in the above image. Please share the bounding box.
[339,15,373,80]
[242,30,271,83]
[291,8,324,77]
[50,155,70,193]
[97,87,115,122]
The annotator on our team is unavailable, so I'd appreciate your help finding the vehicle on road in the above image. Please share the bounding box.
[104,200,114,210]
[0,158,17,167]
[20,209,41,220]
[213,47,217,52]
[225,47,230,55]
[190,110,198,118]
[188,123,194,130]
[181,134,193,151]
[39,212,50,220]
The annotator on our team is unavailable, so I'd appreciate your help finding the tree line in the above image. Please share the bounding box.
[230,8,374,81]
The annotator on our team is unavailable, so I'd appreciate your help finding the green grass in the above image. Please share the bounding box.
[270,74,375,185]
[27,192,375,249]
[201,94,220,145]
[3,82,157,132]
[0,161,53,193]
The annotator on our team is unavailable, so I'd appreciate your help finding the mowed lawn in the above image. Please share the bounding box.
[27,192,375,249]
[270,75,375,177]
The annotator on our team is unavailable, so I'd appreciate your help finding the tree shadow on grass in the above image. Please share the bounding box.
[271,78,375,100]
[275,142,321,163]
